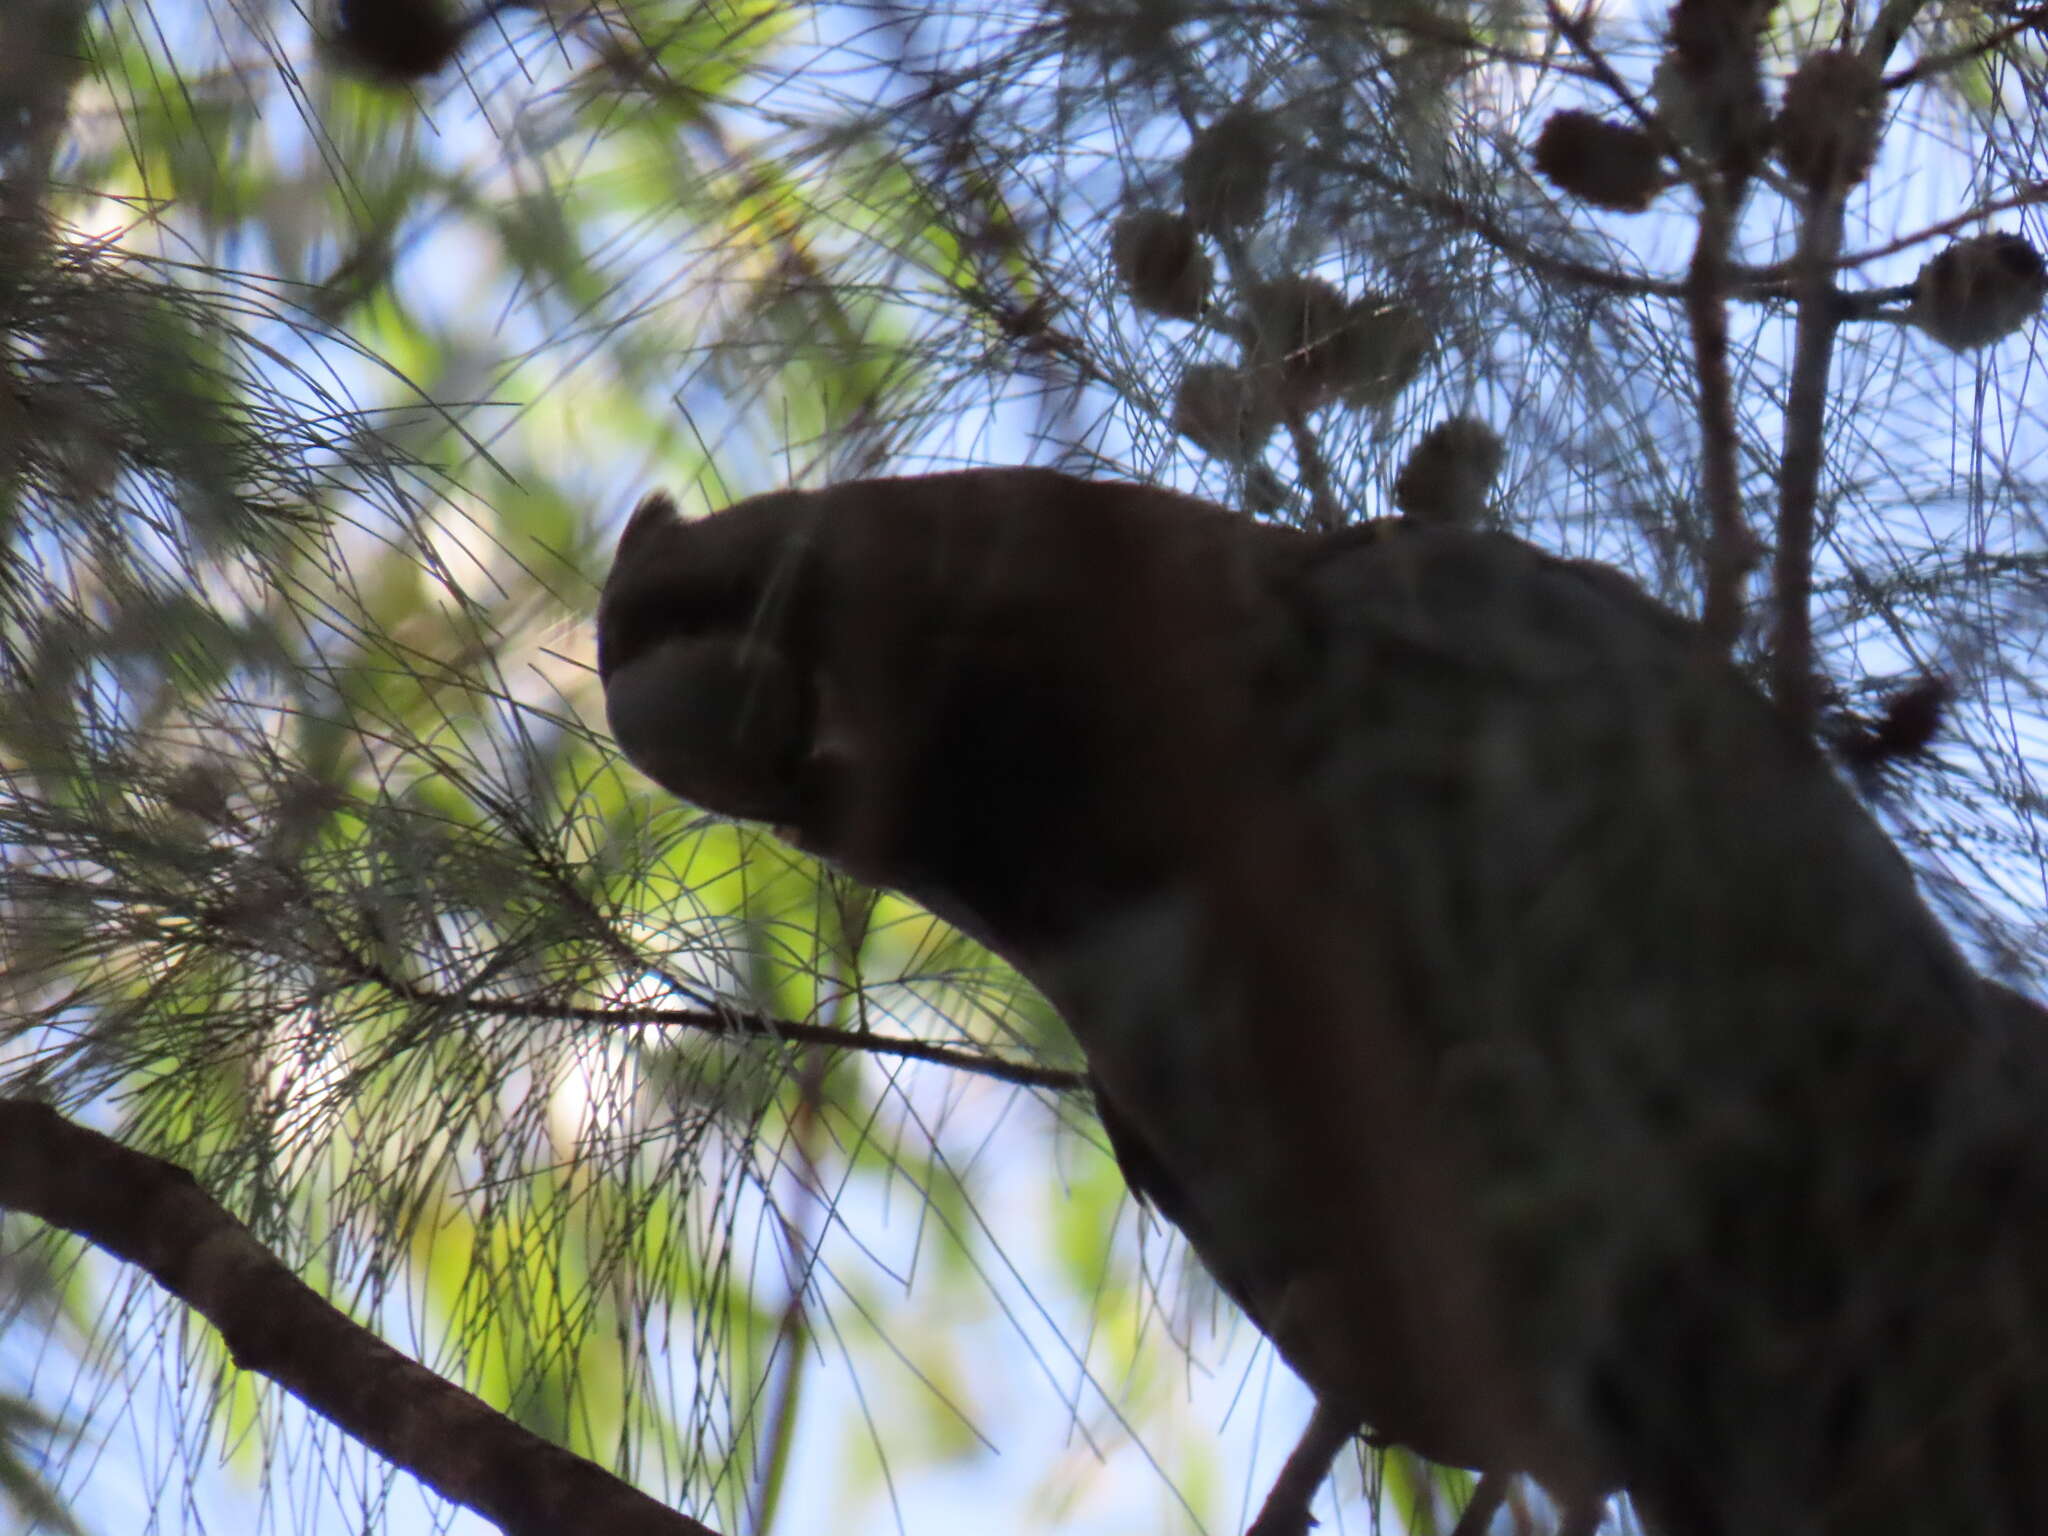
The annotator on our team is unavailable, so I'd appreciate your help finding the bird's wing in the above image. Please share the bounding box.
[1254,522,2020,1531]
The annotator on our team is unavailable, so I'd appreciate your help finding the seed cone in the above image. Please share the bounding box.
[1910,232,2048,352]
[1111,209,1211,320]
[1393,417,1505,525]
[1660,0,1776,176]
[1183,110,1276,232]
[332,0,469,81]
[1775,48,1883,193]
[1174,363,1281,458]
[1532,110,1666,213]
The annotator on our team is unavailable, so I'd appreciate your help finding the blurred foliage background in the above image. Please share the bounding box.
[1,0,2046,1532]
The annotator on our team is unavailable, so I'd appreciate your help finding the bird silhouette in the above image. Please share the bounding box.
[598,468,2048,1536]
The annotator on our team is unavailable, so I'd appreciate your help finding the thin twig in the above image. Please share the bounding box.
[1315,147,1689,301]
[1882,3,2048,88]
[327,947,1086,1091]
[1825,182,2048,272]
[1542,0,1667,143]
[750,1043,829,1535]
[1864,0,1939,68]
[1282,404,1346,533]
[1446,1467,1511,1536]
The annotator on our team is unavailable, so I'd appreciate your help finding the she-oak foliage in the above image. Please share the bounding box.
[3,1,2048,1535]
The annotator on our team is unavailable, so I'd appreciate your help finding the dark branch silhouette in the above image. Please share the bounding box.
[0,1098,724,1536]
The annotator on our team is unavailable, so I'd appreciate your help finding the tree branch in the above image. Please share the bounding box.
[1688,190,1756,650]
[0,1098,723,1536]
[324,945,1087,1092]
[1245,1399,1359,1536]
[1771,181,1853,735]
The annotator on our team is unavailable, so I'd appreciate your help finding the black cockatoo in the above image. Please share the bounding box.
[597,468,2048,1536]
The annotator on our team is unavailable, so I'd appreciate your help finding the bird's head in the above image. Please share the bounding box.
[593,470,1279,952]
[596,488,823,828]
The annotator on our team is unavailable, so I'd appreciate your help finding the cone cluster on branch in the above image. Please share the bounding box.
[1165,272,1430,460]
[1246,275,1429,411]
[1542,1,1896,205]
